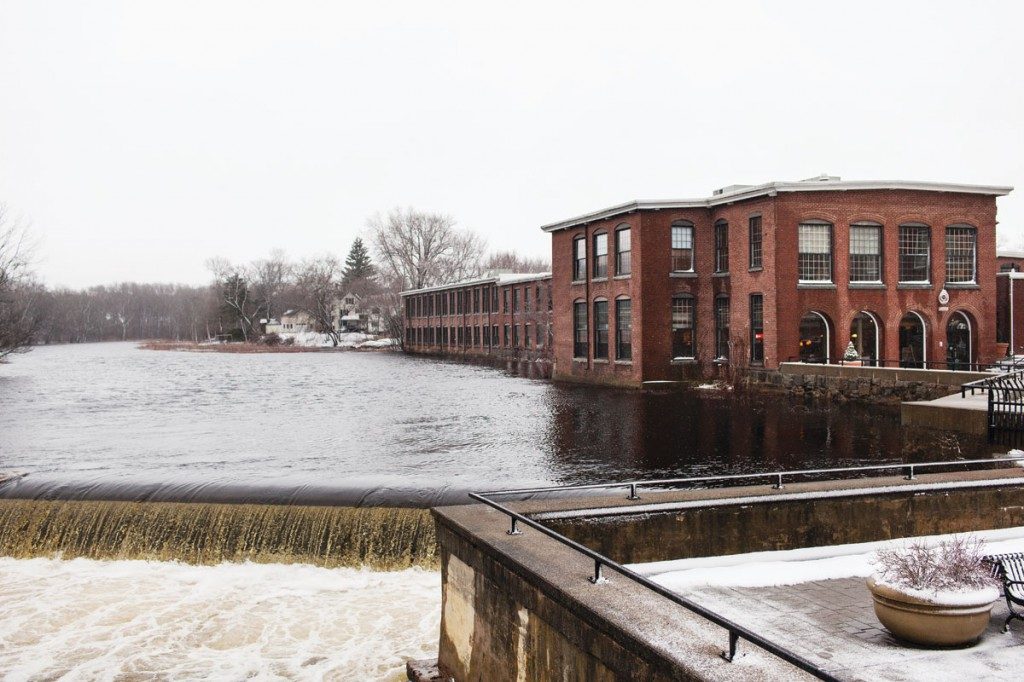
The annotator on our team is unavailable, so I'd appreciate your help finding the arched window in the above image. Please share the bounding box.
[615,297,632,360]
[593,298,609,358]
[572,236,586,282]
[899,312,927,368]
[715,220,729,273]
[573,300,588,358]
[849,311,880,365]
[946,311,973,370]
[671,220,695,272]
[899,224,931,283]
[615,225,631,276]
[798,311,831,363]
[945,225,977,284]
[593,233,608,279]
[671,294,696,359]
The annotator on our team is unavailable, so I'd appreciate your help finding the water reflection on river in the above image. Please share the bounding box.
[0,343,994,505]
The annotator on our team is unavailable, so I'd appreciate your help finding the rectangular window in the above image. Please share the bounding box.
[849,224,882,282]
[491,325,498,346]
[513,324,520,347]
[671,296,695,359]
[671,223,694,272]
[945,226,976,283]
[798,222,833,282]
[525,324,532,348]
[524,287,531,312]
[535,322,543,347]
[715,221,729,273]
[573,237,586,281]
[503,289,509,313]
[491,287,498,312]
[750,294,764,364]
[899,224,930,283]
[615,228,631,276]
[715,297,730,360]
[593,233,608,278]
[573,302,588,359]
[513,288,520,312]
[503,324,510,348]
[593,300,609,358]
[616,299,632,360]
[749,216,762,269]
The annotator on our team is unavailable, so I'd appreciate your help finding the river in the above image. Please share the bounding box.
[0,343,998,679]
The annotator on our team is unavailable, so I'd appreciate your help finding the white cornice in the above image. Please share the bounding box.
[540,180,1014,233]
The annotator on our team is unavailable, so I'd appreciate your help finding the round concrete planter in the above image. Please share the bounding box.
[866,576,998,646]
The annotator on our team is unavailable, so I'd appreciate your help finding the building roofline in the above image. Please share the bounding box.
[400,272,551,297]
[998,250,1024,259]
[540,180,1014,233]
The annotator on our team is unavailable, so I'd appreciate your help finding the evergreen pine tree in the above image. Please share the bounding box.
[342,238,375,284]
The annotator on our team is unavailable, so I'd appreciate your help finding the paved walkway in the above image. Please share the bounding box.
[678,578,1024,680]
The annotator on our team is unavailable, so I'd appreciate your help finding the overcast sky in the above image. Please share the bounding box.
[1,1,1022,288]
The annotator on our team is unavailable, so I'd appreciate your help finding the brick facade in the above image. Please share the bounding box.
[547,179,1009,387]
[401,273,553,363]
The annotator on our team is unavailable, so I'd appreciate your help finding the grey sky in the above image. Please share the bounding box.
[1,0,1021,289]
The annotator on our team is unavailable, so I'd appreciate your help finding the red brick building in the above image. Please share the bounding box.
[996,252,1024,357]
[545,176,1012,387]
[401,273,553,363]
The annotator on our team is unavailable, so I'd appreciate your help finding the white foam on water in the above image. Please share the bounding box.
[0,557,440,681]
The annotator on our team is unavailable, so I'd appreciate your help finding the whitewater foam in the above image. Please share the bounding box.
[0,557,440,680]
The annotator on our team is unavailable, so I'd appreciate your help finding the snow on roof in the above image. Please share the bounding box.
[400,272,551,296]
[998,251,1024,259]
[541,176,1014,233]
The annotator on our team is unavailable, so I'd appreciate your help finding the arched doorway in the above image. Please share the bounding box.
[849,311,880,366]
[899,312,927,369]
[946,312,972,371]
[799,311,831,363]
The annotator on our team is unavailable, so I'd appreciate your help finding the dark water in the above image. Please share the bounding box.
[0,343,998,506]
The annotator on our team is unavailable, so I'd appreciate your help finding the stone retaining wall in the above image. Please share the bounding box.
[741,363,991,403]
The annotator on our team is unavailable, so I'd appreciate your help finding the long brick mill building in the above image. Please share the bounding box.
[403,175,1013,387]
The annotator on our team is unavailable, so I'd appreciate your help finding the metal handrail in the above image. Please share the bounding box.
[469,491,841,681]
[472,457,1024,680]
[964,369,1024,398]
[483,457,1024,499]
[785,356,993,372]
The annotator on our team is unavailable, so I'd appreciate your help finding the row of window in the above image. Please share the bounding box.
[570,294,767,365]
[571,219,977,286]
[405,323,551,349]
[405,283,552,318]
[797,222,976,285]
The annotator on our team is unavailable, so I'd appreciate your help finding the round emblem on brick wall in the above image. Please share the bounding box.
[938,289,950,305]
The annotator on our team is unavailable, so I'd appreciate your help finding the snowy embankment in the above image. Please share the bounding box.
[631,526,1024,592]
[286,332,399,349]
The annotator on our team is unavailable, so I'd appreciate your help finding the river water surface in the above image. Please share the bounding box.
[0,343,995,505]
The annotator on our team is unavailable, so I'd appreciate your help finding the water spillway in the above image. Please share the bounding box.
[0,499,437,569]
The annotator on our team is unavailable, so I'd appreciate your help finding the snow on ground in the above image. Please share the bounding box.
[286,332,397,349]
[631,526,1024,592]
[0,558,440,681]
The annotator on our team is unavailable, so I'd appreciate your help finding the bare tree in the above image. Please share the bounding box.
[294,255,343,346]
[368,207,485,290]
[0,205,40,361]
[483,250,550,274]
[206,257,260,341]
[251,249,290,321]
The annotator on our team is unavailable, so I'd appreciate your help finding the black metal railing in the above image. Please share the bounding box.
[987,371,1024,446]
[786,356,996,372]
[472,457,1024,680]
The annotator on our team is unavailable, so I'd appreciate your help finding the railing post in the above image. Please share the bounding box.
[507,516,522,536]
[772,473,784,490]
[588,558,607,584]
[627,483,640,500]
[905,465,915,481]
[722,630,739,662]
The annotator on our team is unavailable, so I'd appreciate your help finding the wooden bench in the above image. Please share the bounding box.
[985,552,1024,632]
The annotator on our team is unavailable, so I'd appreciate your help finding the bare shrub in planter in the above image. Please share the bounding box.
[868,535,1000,646]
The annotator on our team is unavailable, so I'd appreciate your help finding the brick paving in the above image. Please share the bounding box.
[678,578,1024,680]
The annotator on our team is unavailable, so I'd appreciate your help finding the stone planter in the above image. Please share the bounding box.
[866,576,999,646]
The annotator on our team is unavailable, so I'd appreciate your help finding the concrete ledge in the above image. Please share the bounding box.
[901,394,989,436]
